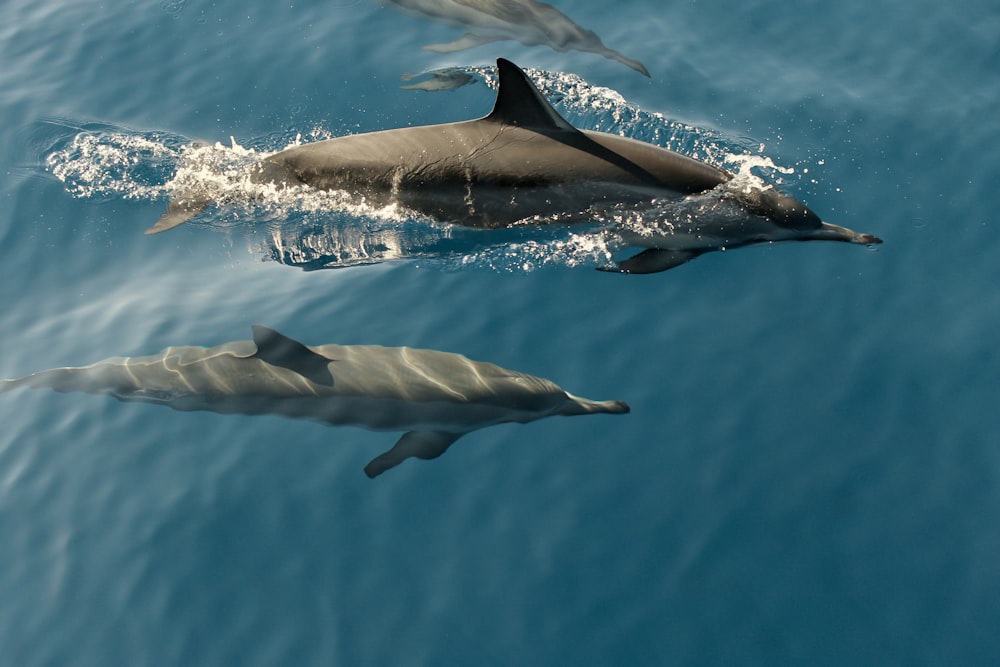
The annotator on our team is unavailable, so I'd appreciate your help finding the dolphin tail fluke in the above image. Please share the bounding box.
[1,368,90,394]
[601,248,704,274]
[364,431,462,478]
[3,360,148,398]
[602,49,650,77]
[145,194,212,234]
[0,378,25,394]
[2,371,58,393]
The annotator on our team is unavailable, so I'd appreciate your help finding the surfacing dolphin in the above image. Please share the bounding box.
[150,58,881,274]
[374,0,649,76]
[1,326,628,477]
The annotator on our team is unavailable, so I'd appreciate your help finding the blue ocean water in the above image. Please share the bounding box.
[1,0,998,664]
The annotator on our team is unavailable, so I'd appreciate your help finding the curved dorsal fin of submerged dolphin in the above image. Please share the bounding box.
[147,58,881,274]
[1,325,629,477]
[248,324,335,386]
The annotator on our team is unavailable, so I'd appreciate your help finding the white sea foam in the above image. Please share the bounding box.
[456,229,618,273]
[45,131,180,200]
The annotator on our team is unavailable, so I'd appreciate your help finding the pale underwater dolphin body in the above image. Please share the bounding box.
[150,58,882,274]
[1,326,629,477]
[374,0,650,76]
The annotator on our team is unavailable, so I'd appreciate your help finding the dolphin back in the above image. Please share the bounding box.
[0,340,262,402]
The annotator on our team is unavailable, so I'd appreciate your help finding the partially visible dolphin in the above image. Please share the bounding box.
[400,67,476,92]
[375,0,650,76]
[150,58,881,274]
[1,325,629,477]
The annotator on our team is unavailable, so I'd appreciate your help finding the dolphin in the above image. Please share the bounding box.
[400,67,477,92]
[374,0,650,76]
[1,325,629,477]
[149,58,881,274]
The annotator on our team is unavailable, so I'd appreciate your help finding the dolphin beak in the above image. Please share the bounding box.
[563,394,631,415]
[816,222,883,245]
[855,232,883,245]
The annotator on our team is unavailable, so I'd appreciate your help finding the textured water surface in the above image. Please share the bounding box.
[1,0,998,665]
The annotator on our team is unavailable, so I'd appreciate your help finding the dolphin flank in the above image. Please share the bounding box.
[1,325,629,477]
[150,58,881,274]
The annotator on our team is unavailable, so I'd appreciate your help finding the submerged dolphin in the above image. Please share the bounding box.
[1,326,628,477]
[374,0,649,76]
[150,58,881,274]
[400,67,477,92]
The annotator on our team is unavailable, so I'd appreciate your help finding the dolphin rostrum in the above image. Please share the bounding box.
[1,326,629,477]
[374,0,650,76]
[150,58,881,274]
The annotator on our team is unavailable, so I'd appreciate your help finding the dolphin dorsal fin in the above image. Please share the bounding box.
[249,325,334,386]
[483,59,664,186]
[484,58,576,132]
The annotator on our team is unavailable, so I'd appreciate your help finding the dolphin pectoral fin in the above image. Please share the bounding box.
[145,196,211,234]
[363,431,462,478]
[601,248,704,274]
[248,325,335,386]
[423,33,502,53]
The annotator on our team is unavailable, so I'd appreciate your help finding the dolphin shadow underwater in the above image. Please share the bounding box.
[150,58,881,274]
[1,326,629,477]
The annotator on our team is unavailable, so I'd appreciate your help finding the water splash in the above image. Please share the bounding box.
[45,127,185,201]
[723,152,796,194]
[455,229,619,273]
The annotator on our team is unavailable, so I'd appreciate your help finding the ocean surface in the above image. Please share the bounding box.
[1,0,998,664]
